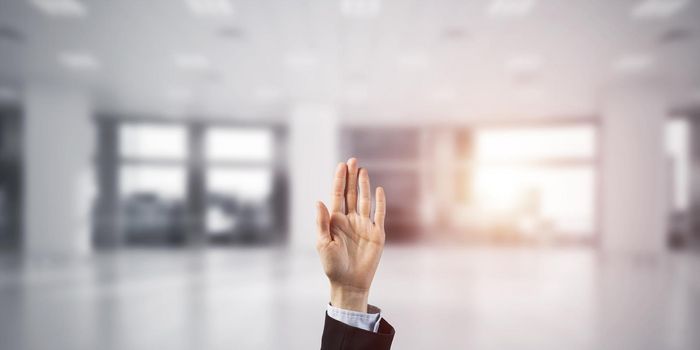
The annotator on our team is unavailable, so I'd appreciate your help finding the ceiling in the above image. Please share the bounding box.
[0,0,699,121]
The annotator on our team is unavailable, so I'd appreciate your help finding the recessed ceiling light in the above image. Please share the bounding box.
[506,54,542,74]
[0,25,25,44]
[284,52,318,69]
[690,89,700,101]
[632,0,689,19]
[658,27,693,45]
[253,87,282,101]
[58,51,100,70]
[174,54,211,70]
[430,88,457,102]
[217,26,244,39]
[0,86,19,102]
[184,0,234,17]
[29,0,87,17]
[487,0,536,17]
[343,83,368,102]
[516,87,544,101]
[165,87,193,101]
[612,54,654,73]
[341,0,381,18]
[397,53,429,69]
[442,27,469,40]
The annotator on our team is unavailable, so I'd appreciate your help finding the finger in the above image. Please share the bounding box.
[345,158,359,213]
[331,163,347,213]
[374,186,386,228]
[316,201,331,243]
[358,168,371,218]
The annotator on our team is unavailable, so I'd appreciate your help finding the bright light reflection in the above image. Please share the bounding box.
[206,128,273,162]
[472,125,597,235]
[475,125,596,162]
[473,165,595,234]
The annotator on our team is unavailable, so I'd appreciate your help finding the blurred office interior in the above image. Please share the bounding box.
[0,0,699,349]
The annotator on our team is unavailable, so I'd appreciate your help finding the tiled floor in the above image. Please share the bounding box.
[0,246,698,350]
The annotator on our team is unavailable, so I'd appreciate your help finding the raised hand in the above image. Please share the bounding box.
[316,158,387,313]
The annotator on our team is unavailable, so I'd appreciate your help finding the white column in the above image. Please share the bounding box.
[288,104,338,250]
[23,84,95,257]
[601,83,668,255]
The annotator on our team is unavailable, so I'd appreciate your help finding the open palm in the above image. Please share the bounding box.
[316,158,386,311]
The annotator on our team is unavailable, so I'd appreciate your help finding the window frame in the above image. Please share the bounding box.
[468,118,602,243]
[94,114,288,247]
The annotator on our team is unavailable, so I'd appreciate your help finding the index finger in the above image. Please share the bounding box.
[331,162,347,213]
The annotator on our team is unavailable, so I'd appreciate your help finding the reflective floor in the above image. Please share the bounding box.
[0,246,699,350]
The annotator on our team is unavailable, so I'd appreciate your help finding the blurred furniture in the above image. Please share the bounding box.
[122,193,187,244]
[0,107,21,250]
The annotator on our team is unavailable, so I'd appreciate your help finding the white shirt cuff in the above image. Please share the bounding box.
[326,303,382,333]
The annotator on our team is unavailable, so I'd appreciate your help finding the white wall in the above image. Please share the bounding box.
[288,104,338,250]
[23,85,94,257]
[601,83,668,255]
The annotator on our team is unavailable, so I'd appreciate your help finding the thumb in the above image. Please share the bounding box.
[316,201,331,243]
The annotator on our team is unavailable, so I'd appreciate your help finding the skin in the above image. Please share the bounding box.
[316,158,387,313]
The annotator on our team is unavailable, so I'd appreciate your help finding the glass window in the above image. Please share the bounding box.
[119,165,187,243]
[471,124,597,236]
[475,125,596,162]
[104,121,284,246]
[120,124,188,160]
[205,128,273,162]
[473,165,595,235]
[205,168,274,237]
[207,168,273,202]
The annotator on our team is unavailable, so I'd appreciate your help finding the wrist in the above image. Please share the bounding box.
[330,283,370,313]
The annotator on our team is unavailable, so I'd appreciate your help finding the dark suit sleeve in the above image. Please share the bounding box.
[320,312,395,350]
